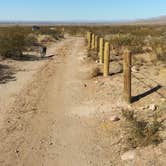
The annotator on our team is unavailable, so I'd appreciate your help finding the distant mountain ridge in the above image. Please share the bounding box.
[1,15,166,26]
[131,15,166,25]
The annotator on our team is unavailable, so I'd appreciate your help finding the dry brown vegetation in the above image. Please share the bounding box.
[122,109,163,148]
[1,25,166,63]
[64,25,166,63]
[0,26,63,59]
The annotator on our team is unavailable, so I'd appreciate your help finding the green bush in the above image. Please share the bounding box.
[0,27,35,58]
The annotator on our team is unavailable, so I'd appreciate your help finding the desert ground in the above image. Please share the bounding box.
[0,31,166,166]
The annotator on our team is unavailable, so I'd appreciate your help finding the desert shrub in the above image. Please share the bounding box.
[59,25,166,62]
[0,27,29,56]
[91,66,101,78]
[122,109,135,121]
[149,38,166,62]
[122,109,163,148]
[0,26,35,57]
[38,27,63,40]
[25,34,38,47]
[108,34,144,54]
[0,26,64,59]
[87,50,98,61]
[63,26,86,36]
[128,117,162,148]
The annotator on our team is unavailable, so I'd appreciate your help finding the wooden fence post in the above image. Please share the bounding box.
[91,34,95,49]
[104,42,110,77]
[95,35,99,51]
[86,32,89,41]
[123,49,132,103]
[99,38,104,64]
[87,32,92,49]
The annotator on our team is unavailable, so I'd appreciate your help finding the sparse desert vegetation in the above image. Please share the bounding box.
[0,24,165,166]
[65,25,166,63]
[0,26,64,59]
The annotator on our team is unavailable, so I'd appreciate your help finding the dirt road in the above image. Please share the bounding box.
[0,37,109,166]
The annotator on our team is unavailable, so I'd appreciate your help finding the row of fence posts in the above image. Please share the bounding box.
[87,32,132,104]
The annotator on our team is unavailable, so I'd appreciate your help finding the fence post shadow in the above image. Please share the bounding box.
[131,84,163,103]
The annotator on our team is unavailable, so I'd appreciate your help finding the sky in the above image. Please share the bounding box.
[0,0,166,22]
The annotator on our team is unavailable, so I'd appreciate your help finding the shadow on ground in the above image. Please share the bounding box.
[0,64,16,84]
[12,54,56,61]
[132,85,163,103]
[0,54,56,84]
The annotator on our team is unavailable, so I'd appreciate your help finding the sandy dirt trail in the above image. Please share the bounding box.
[0,37,108,166]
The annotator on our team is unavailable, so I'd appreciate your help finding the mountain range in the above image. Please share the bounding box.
[1,16,166,26]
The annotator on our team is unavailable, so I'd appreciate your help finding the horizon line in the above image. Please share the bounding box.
[0,14,165,22]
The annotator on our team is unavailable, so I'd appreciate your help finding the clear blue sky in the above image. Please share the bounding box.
[0,0,166,21]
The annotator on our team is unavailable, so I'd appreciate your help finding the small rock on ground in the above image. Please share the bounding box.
[132,66,140,73]
[121,150,135,161]
[148,104,157,111]
[110,116,120,122]
[109,62,123,75]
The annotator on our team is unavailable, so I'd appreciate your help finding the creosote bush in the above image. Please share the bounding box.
[0,26,36,58]
[64,25,166,62]
[0,26,63,59]
[87,50,98,61]
[91,67,101,78]
[37,27,64,40]
[122,109,163,148]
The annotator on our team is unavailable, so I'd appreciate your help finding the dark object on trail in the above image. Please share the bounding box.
[32,25,40,31]
[40,46,47,58]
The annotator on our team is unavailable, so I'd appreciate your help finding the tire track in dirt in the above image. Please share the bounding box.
[0,38,78,166]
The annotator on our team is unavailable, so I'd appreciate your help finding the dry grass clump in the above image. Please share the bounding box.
[122,109,163,148]
[90,66,102,78]
[87,50,99,61]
